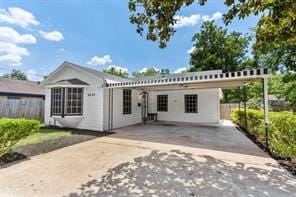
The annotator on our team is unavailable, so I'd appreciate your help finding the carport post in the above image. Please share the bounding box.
[243,85,248,131]
[263,77,270,149]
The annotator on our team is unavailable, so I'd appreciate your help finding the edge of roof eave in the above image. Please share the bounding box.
[39,61,104,88]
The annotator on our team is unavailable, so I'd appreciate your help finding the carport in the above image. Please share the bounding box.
[106,68,270,145]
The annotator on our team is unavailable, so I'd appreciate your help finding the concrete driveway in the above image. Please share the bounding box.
[0,120,295,196]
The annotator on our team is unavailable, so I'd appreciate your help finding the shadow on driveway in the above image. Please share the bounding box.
[67,150,296,197]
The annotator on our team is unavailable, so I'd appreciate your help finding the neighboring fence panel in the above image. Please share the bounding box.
[220,103,239,120]
[0,99,44,122]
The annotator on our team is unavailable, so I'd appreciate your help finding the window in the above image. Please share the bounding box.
[51,88,63,115]
[185,94,198,113]
[66,88,83,115]
[123,89,132,114]
[7,96,21,100]
[51,87,83,116]
[157,95,168,112]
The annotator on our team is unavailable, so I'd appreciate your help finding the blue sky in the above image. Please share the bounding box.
[0,0,259,81]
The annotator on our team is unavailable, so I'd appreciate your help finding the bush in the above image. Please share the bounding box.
[0,118,40,157]
[232,109,296,159]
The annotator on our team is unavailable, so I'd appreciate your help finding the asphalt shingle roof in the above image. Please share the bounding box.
[0,77,45,96]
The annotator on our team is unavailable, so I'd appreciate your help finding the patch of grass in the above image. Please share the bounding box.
[14,128,72,148]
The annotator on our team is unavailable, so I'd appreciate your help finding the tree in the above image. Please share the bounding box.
[3,69,28,80]
[103,66,128,78]
[235,74,296,110]
[189,21,251,72]
[128,0,296,50]
[253,39,296,73]
[132,67,160,77]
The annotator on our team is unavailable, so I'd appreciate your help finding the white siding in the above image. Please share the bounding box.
[148,89,220,124]
[44,65,104,131]
[103,88,142,130]
[44,63,221,131]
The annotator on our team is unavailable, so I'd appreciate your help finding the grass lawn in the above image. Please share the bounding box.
[14,128,72,148]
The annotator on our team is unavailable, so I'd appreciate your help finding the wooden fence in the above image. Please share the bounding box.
[220,103,239,120]
[0,99,44,122]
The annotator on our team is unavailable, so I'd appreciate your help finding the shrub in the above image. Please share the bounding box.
[232,109,296,159]
[0,118,40,157]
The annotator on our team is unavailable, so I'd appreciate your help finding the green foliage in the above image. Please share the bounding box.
[2,69,28,80]
[284,81,296,106]
[232,109,296,159]
[0,118,40,156]
[252,1,296,54]
[254,41,296,73]
[189,21,251,72]
[128,0,296,51]
[128,0,195,48]
[132,67,159,77]
[103,66,128,78]
[238,74,295,109]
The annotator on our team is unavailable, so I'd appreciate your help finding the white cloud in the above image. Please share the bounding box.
[0,7,39,28]
[26,69,42,81]
[106,65,128,72]
[174,14,201,28]
[174,67,188,74]
[139,66,160,73]
[87,55,112,66]
[0,27,35,66]
[174,11,223,28]
[39,30,64,42]
[0,42,30,56]
[187,46,195,54]
[201,12,223,22]
[0,27,37,44]
[0,54,23,66]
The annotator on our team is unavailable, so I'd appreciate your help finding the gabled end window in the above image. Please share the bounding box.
[157,95,168,112]
[185,94,198,113]
[123,89,132,114]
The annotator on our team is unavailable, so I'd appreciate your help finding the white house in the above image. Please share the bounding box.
[40,61,269,131]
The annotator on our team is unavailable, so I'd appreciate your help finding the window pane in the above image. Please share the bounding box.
[157,95,168,112]
[65,88,83,115]
[123,89,132,114]
[185,95,198,113]
[51,88,63,115]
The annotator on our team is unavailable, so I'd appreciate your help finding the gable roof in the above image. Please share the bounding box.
[39,61,131,87]
[0,77,45,96]
[55,78,89,86]
[68,62,131,83]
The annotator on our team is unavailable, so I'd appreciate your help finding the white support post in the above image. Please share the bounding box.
[263,77,269,148]
[263,77,269,124]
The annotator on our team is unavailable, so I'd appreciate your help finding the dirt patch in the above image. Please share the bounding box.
[0,128,113,168]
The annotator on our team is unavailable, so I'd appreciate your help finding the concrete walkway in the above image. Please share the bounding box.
[0,121,295,196]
